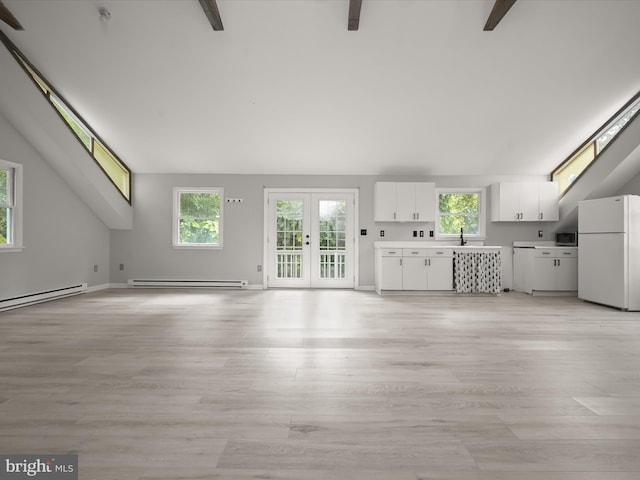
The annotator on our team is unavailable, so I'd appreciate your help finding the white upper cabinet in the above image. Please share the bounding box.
[490,182,559,222]
[374,182,435,222]
[537,181,560,222]
[374,182,398,222]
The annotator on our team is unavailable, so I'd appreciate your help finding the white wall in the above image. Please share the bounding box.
[110,173,553,289]
[0,113,110,299]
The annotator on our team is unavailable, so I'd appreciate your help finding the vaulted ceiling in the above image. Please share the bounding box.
[1,0,640,177]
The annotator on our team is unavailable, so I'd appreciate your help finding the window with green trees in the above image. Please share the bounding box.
[173,188,223,247]
[0,167,10,245]
[436,188,485,238]
[0,160,22,250]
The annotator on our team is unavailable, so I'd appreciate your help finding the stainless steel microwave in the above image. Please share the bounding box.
[556,232,578,246]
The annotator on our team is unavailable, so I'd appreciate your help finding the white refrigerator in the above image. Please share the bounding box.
[578,195,640,311]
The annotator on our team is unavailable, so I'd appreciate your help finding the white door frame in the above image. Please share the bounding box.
[263,188,359,289]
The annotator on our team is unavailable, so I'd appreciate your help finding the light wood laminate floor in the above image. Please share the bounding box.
[1,289,640,479]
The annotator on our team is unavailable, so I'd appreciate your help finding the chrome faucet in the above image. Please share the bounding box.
[460,227,467,246]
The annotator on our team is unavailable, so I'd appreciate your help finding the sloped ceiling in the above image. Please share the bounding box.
[2,0,640,176]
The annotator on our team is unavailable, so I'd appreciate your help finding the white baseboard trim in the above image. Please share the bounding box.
[86,283,111,293]
[356,285,376,291]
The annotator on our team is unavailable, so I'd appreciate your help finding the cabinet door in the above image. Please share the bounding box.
[491,183,521,221]
[374,183,397,222]
[396,185,415,222]
[538,182,559,221]
[556,257,578,291]
[380,256,403,290]
[533,257,557,290]
[513,249,529,293]
[414,183,435,222]
[402,257,428,290]
[427,257,454,290]
[519,183,540,221]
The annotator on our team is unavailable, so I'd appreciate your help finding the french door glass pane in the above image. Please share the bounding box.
[276,200,303,279]
[318,200,347,279]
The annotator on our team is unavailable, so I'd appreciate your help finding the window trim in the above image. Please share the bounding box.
[435,187,486,241]
[0,159,24,253]
[172,187,224,249]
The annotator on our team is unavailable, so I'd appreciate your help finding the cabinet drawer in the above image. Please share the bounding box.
[428,248,453,258]
[534,249,577,258]
[402,248,427,257]
[379,249,402,257]
[534,249,556,258]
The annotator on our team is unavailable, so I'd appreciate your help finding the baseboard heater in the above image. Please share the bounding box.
[0,283,87,312]
[127,279,248,288]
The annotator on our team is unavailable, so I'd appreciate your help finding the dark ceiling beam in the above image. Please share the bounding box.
[348,0,362,31]
[0,0,24,30]
[198,0,223,31]
[483,0,517,31]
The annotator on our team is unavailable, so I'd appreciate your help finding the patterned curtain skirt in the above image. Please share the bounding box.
[453,251,502,294]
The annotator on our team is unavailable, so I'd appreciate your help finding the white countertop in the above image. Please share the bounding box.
[513,241,577,250]
[374,241,502,250]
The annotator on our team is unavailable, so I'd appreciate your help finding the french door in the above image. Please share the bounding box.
[266,190,356,288]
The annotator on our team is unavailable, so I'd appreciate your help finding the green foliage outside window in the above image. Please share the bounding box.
[439,193,479,235]
[319,200,346,251]
[276,200,303,250]
[178,192,220,244]
[0,208,7,244]
[0,169,8,244]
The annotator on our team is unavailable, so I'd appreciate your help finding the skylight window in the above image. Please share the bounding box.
[551,92,640,195]
[0,32,131,203]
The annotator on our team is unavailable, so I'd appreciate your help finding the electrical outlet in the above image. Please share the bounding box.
[257,265,262,272]
[413,230,417,237]
[360,229,367,235]
[119,263,124,271]
[419,231,424,237]
[538,230,544,238]
[93,264,99,272]
[429,230,434,237]
[380,230,385,237]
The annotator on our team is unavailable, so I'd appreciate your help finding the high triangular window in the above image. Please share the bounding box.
[0,32,131,203]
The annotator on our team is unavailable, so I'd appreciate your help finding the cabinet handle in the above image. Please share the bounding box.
[558,259,560,266]
[416,212,419,220]
[540,212,544,220]
[428,259,431,266]
[400,259,402,266]
[394,212,396,220]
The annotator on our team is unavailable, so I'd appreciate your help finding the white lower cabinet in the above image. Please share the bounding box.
[513,247,578,294]
[379,253,403,290]
[376,247,453,293]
